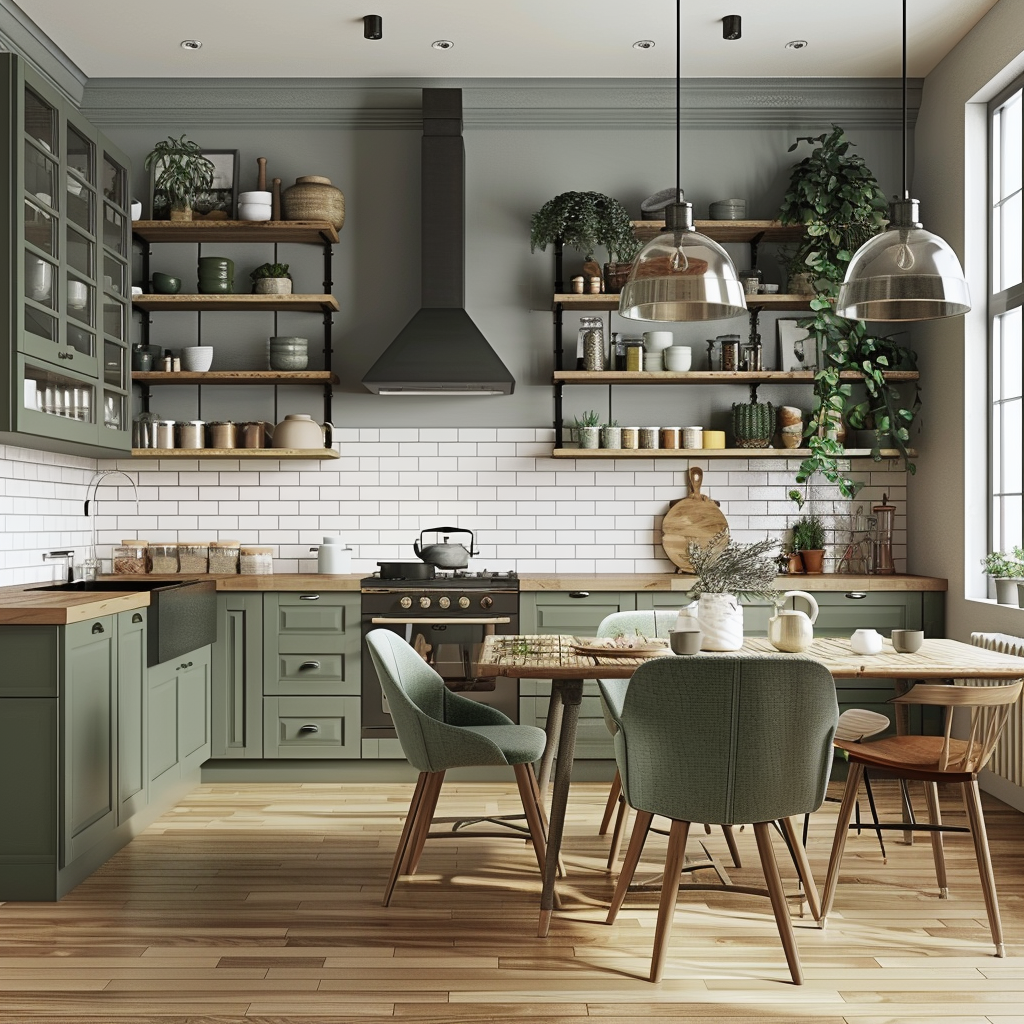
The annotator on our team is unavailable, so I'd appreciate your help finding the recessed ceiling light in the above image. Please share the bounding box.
[180,39,202,51]
[431,39,454,50]
[785,39,808,50]
[633,39,655,50]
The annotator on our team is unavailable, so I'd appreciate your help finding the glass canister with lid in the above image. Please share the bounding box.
[578,316,606,372]
[177,543,209,574]
[149,543,178,574]
[240,545,274,574]
[113,542,147,575]
[208,540,241,574]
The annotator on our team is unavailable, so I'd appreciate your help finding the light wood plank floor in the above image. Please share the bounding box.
[1,778,1023,1023]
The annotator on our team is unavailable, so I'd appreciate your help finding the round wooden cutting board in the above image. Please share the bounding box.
[661,466,730,572]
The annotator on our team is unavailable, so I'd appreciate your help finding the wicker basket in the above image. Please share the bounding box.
[281,175,345,230]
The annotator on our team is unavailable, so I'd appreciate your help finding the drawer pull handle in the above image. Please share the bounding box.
[299,660,321,670]
[131,613,143,623]
[299,594,320,601]
[91,622,105,634]
[568,591,590,599]
[299,723,320,734]
[844,592,868,600]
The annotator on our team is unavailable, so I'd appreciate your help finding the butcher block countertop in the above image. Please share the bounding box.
[0,585,151,625]
[518,574,948,592]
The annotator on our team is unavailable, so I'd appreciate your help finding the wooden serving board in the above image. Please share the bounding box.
[661,466,729,572]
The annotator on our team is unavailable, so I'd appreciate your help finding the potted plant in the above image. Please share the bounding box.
[250,262,292,295]
[530,191,640,293]
[144,135,215,221]
[846,398,894,454]
[684,530,780,650]
[599,419,622,450]
[792,514,827,574]
[573,409,601,450]
[982,548,1024,605]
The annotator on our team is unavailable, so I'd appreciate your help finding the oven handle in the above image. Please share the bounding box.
[369,616,512,626]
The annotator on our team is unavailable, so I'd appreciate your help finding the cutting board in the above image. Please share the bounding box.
[661,466,729,572]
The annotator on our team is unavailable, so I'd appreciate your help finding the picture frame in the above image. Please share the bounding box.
[149,149,239,221]
[776,318,821,372]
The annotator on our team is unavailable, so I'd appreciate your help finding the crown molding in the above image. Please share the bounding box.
[0,0,85,103]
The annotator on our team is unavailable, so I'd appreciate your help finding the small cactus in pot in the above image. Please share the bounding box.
[732,387,776,448]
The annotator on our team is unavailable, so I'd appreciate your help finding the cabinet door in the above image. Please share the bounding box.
[178,648,211,776]
[62,616,117,865]
[263,696,360,759]
[147,658,179,797]
[211,593,263,758]
[116,609,148,823]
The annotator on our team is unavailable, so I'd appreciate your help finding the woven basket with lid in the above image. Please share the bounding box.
[281,175,345,229]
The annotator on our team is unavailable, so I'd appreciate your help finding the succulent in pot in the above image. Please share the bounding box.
[144,134,215,221]
[250,262,292,295]
[573,410,601,449]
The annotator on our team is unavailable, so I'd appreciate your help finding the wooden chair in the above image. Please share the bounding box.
[820,679,1024,957]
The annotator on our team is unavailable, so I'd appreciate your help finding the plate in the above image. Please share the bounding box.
[572,640,668,658]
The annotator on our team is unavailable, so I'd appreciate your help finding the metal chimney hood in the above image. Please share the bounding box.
[362,89,515,396]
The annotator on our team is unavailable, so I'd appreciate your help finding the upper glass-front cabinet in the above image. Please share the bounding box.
[2,54,131,455]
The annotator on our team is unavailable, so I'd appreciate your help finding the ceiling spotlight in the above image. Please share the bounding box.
[633,39,655,50]
[722,15,741,40]
[431,39,454,50]
[179,39,202,51]
[363,15,382,40]
[785,39,808,50]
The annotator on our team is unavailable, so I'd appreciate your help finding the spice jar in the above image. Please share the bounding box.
[587,276,602,294]
[571,275,585,294]
[208,540,240,574]
[620,426,639,450]
[155,420,176,449]
[682,426,704,449]
[177,543,209,574]
[177,420,205,449]
[113,544,147,575]
[239,421,266,448]
[579,316,605,372]
[240,545,274,575]
[149,543,178,574]
[659,427,681,449]
[624,340,644,372]
[208,421,237,449]
[638,427,660,449]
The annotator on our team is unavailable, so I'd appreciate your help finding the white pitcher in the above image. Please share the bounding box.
[767,590,819,653]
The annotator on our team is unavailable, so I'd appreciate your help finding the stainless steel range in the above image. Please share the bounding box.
[360,566,520,740]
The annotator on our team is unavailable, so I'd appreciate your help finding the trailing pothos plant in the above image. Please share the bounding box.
[778,126,920,500]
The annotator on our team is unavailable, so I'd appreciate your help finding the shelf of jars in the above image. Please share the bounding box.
[130,220,339,245]
[132,370,339,386]
[132,294,339,313]
[554,370,920,385]
[553,292,813,312]
[130,447,340,460]
[551,447,916,460]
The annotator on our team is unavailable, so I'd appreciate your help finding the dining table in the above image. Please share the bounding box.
[473,633,1024,937]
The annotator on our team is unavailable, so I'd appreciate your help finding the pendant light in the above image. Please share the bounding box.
[835,0,970,321]
[618,1,746,322]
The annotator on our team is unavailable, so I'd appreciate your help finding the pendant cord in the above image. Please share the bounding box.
[902,0,908,199]
[675,0,681,199]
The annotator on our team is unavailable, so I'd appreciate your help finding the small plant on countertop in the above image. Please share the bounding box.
[573,410,601,428]
[684,529,780,602]
[792,515,827,552]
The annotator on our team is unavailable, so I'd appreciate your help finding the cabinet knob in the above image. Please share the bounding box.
[568,591,591,599]
[299,594,320,601]
[299,660,321,671]
[298,724,320,734]
[91,622,105,634]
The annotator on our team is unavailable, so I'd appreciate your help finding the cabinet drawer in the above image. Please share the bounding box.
[521,592,636,635]
[263,696,360,759]
[264,653,357,696]
[266,593,355,637]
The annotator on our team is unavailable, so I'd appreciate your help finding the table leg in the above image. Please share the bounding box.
[538,677,583,938]
[536,689,564,800]
[894,678,913,844]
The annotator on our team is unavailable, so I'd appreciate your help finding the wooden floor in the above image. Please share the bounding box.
[1,779,1023,1023]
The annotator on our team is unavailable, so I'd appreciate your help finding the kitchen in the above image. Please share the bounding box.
[1,0,1023,1017]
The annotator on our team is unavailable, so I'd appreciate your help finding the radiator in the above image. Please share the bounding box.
[971,632,1024,786]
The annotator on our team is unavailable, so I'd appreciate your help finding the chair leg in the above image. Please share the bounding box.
[599,770,622,836]
[861,770,887,863]
[383,771,429,907]
[753,821,803,985]
[526,759,565,881]
[606,797,631,872]
[780,815,820,922]
[607,809,654,924]
[405,770,444,876]
[962,779,1006,957]
[513,762,548,878]
[721,824,742,869]
[923,780,948,898]
[820,761,865,926]
[650,819,691,983]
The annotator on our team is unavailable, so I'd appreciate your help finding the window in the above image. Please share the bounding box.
[989,77,1023,558]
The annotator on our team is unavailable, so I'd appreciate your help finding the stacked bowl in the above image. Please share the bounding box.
[708,198,747,220]
[268,336,308,370]
[197,256,234,294]
[238,190,272,221]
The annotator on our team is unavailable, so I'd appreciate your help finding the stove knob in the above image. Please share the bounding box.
[399,596,413,609]
[480,596,493,610]
[458,596,471,609]
[419,596,431,609]
[438,596,451,609]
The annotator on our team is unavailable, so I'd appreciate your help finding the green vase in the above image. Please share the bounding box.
[732,399,776,448]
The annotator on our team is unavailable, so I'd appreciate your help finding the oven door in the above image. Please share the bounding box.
[361,614,519,740]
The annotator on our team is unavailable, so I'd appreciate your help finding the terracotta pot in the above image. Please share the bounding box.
[603,262,633,294]
[787,551,805,574]
[800,549,825,574]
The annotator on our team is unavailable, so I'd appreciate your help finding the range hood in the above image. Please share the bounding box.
[362,89,515,396]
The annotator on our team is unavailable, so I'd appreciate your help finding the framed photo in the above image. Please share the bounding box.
[776,318,819,372]
[149,149,239,220]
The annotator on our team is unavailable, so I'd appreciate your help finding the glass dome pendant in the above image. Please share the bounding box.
[618,2,746,323]
[835,0,970,322]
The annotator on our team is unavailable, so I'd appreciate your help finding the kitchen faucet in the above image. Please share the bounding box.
[83,470,140,573]
[42,549,75,583]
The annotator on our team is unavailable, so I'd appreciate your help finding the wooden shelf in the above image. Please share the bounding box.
[131,448,340,460]
[552,447,915,460]
[553,292,812,312]
[132,370,339,386]
[131,220,339,245]
[132,294,339,313]
[631,219,807,244]
[554,370,920,384]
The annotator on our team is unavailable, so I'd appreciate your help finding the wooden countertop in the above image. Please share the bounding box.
[517,574,948,592]
[0,585,151,625]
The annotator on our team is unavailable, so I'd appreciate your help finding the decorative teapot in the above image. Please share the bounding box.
[270,414,333,450]
[767,590,819,653]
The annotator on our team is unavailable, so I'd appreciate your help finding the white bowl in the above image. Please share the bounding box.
[642,331,674,352]
[238,191,272,204]
[239,202,272,222]
[181,346,214,372]
[664,346,692,372]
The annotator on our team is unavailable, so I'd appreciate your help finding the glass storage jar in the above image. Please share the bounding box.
[208,421,237,449]
[578,316,605,371]
[208,540,241,574]
[112,544,147,575]
[177,420,205,449]
[240,545,274,575]
[177,543,209,574]
[149,543,178,574]
[623,340,645,372]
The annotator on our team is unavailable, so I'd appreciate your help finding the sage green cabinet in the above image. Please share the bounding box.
[117,609,148,822]
[1,53,132,458]
[211,592,264,758]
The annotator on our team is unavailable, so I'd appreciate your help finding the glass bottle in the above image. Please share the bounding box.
[578,316,605,371]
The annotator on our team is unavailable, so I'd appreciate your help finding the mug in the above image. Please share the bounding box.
[670,630,703,655]
[891,629,924,653]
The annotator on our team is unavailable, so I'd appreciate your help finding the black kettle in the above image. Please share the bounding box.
[413,526,478,569]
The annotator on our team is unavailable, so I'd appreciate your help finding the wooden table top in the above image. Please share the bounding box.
[475,635,1024,681]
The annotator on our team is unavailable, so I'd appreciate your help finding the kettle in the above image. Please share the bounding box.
[413,527,478,569]
[767,590,819,653]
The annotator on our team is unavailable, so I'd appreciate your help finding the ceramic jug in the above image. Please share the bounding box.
[270,414,334,450]
[767,590,819,653]
[850,627,884,655]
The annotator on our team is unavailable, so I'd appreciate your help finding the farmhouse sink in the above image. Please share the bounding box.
[34,579,186,592]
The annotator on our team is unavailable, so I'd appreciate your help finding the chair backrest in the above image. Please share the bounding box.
[597,609,678,640]
[893,681,1024,773]
[611,654,838,825]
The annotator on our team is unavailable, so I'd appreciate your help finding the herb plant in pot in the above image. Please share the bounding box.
[573,410,601,450]
[250,262,292,295]
[982,548,1024,605]
[684,530,780,651]
[792,514,827,574]
[144,135,215,222]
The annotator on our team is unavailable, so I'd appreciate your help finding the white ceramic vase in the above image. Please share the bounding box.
[697,593,744,651]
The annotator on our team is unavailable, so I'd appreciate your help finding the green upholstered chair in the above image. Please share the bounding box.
[595,610,742,872]
[365,628,550,906]
[600,654,838,983]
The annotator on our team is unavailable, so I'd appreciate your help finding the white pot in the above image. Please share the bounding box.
[254,278,292,295]
[697,593,744,651]
[994,577,1019,605]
